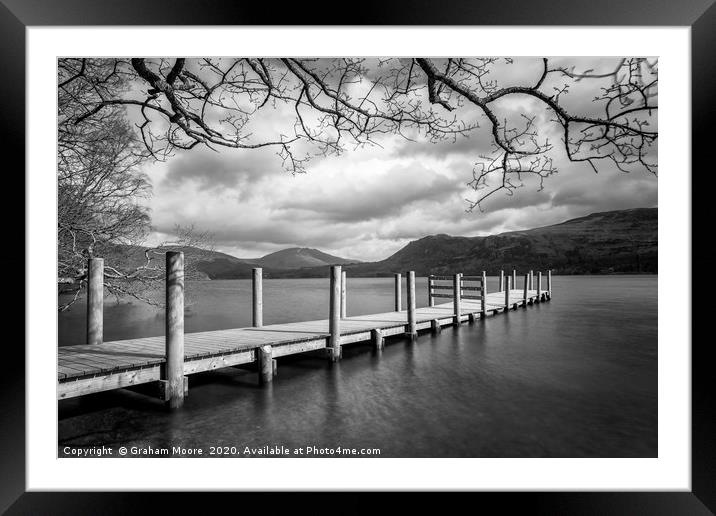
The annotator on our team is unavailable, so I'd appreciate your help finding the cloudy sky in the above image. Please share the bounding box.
[140,58,658,262]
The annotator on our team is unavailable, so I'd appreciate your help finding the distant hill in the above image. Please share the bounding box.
[343,207,657,276]
[255,247,359,270]
[191,246,359,278]
[99,244,360,280]
[100,208,655,280]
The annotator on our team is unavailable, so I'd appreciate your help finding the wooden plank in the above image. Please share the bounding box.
[58,363,89,377]
[58,366,161,400]
[431,293,456,299]
[184,349,256,374]
[59,356,122,374]
[341,332,372,344]
[272,338,327,357]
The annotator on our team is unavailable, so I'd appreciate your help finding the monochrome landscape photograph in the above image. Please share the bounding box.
[57,57,657,458]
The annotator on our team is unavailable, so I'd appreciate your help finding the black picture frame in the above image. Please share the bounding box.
[4,0,711,513]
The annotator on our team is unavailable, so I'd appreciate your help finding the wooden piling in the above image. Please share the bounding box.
[371,328,384,350]
[499,270,504,292]
[504,276,511,309]
[529,270,534,290]
[394,273,402,312]
[453,273,462,325]
[407,271,417,340]
[252,267,263,327]
[537,272,542,302]
[481,270,487,316]
[523,273,529,305]
[512,270,517,291]
[165,251,185,409]
[431,319,441,334]
[547,270,552,298]
[86,257,104,346]
[258,345,273,384]
[341,270,347,318]
[428,275,435,307]
[329,265,342,361]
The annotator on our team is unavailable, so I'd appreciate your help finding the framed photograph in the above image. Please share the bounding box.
[6,0,711,512]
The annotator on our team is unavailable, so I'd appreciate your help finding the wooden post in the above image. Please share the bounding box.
[86,257,104,346]
[329,265,342,361]
[504,276,511,309]
[529,270,534,291]
[258,345,273,384]
[512,270,517,291]
[428,276,435,307]
[499,270,505,292]
[523,273,529,305]
[481,270,487,316]
[165,251,185,409]
[394,273,402,312]
[453,273,462,325]
[431,319,441,334]
[537,272,542,302]
[341,270,347,318]
[371,328,384,350]
[406,271,417,340]
[252,267,263,328]
[547,270,552,298]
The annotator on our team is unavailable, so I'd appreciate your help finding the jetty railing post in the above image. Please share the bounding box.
[252,267,263,327]
[537,272,542,302]
[407,271,417,340]
[341,270,347,318]
[165,251,185,409]
[499,270,504,292]
[86,257,104,346]
[512,270,517,292]
[394,273,402,312]
[547,270,552,298]
[428,275,434,307]
[453,273,462,325]
[328,265,342,362]
[504,276,511,310]
[481,271,487,317]
[523,273,529,306]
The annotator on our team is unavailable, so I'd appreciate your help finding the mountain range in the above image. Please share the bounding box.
[341,207,656,276]
[115,208,656,279]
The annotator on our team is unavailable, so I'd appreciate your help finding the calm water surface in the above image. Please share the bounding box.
[58,275,657,457]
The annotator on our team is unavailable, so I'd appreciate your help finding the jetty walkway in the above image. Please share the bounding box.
[58,253,552,408]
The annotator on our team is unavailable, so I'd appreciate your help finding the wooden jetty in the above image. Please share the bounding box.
[58,252,552,408]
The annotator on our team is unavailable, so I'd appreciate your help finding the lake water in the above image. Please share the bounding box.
[58,275,657,457]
